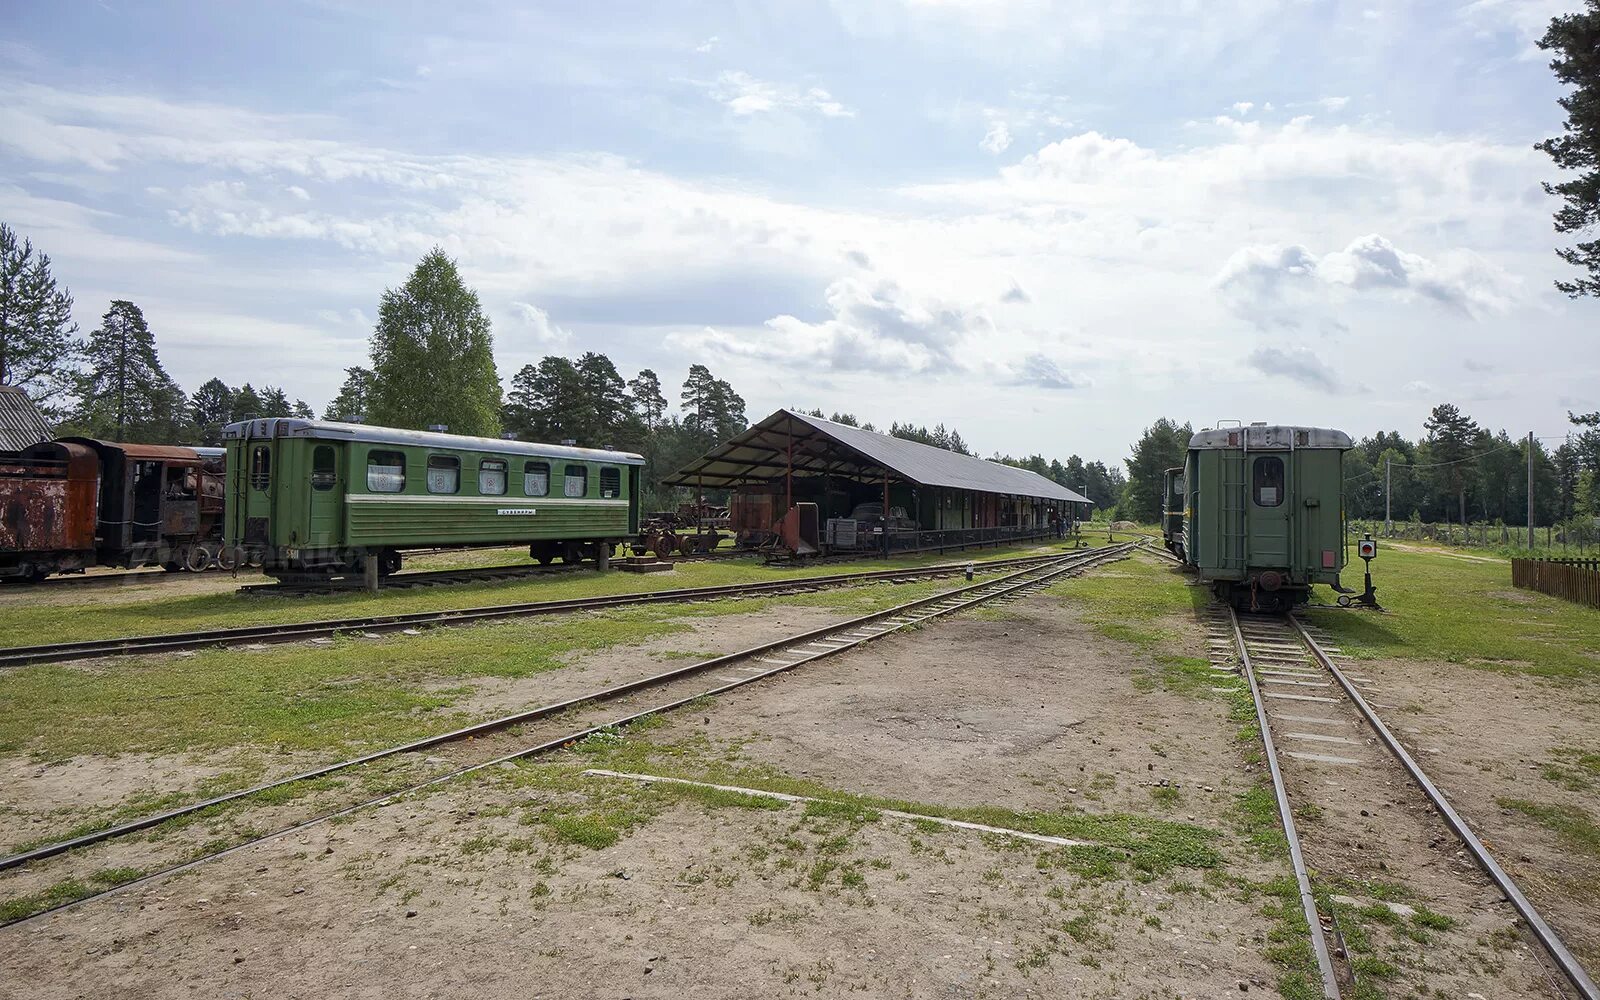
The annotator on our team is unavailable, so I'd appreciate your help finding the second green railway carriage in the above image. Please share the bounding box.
[223,419,643,578]
[1181,423,1352,612]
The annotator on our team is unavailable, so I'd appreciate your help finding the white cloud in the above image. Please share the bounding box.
[685,272,989,375]
[1246,346,1340,392]
[1000,279,1030,304]
[1402,380,1434,393]
[702,71,854,118]
[1317,96,1349,112]
[1215,234,1519,322]
[694,35,719,53]
[2,79,1586,456]
[979,120,1012,154]
[1005,353,1089,390]
[1231,101,1254,116]
[508,302,572,346]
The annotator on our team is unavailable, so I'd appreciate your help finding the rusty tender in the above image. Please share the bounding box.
[0,438,225,582]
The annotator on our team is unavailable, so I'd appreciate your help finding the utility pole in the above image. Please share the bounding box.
[1384,457,1391,538]
[1527,430,1535,550]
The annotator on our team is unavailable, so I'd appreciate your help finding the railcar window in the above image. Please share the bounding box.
[599,467,620,499]
[427,455,460,494]
[524,461,550,496]
[479,459,507,495]
[367,450,406,493]
[1252,457,1284,507]
[564,464,587,497]
[311,446,336,491]
[250,446,271,490]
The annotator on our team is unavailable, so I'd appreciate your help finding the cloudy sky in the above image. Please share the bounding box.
[2,0,1594,464]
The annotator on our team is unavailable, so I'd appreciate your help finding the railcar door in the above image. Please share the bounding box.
[1247,453,1291,567]
[307,443,343,546]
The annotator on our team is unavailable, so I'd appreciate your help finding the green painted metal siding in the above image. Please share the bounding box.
[227,432,635,550]
[1185,446,1345,584]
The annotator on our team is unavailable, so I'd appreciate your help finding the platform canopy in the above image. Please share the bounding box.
[663,408,1091,505]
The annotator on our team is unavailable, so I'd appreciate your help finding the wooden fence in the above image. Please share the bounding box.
[1512,558,1600,609]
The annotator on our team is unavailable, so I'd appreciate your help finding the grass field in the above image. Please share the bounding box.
[0,536,1129,649]
[1308,542,1600,680]
[0,573,983,761]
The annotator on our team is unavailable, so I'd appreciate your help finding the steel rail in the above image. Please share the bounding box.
[0,543,1133,929]
[1288,616,1599,1000]
[1230,608,1343,1000]
[0,549,1081,669]
[0,546,1118,873]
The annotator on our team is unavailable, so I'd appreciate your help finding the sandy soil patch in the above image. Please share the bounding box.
[1328,654,1600,968]
[0,588,1289,998]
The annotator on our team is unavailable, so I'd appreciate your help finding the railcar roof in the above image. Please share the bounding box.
[1189,424,1353,451]
[222,418,645,465]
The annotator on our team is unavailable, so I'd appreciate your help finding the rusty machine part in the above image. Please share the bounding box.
[632,502,729,559]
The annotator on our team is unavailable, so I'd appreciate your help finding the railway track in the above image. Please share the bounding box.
[0,548,1091,670]
[1209,607,1597,1000]
[0,542,1134,929]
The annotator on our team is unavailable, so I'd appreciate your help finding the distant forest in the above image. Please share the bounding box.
[5,226,1594,526]
[1115,408,1600,529]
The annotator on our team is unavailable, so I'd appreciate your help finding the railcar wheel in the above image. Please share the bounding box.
[560,541,584,564]
[215,547,240,571]
[650,537,674,560]
[184,544,212,573]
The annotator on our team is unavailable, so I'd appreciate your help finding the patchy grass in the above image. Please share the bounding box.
[1500,798,1600,861]
[1047,553,1215,694]
[0,539,1077,649]
[0,866,143,923]
[1305,544,1600,680]
[563,728,1224,878]
[0,569,988,762]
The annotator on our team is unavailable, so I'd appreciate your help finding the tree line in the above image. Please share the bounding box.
[0,229,1048,510]
[1112,407,1600,529]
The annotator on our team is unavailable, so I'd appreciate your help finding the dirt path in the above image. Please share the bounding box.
[2,589,1288,999]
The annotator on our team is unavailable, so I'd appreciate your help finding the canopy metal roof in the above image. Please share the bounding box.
[0,386,53,453]
[664,409,1091,505]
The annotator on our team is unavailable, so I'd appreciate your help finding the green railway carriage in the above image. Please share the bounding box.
[223,418,643,578]
[1182,423,1352,612]
[1160,466,1186,560]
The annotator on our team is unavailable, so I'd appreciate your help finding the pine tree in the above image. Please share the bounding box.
[1424,403,1479,528]
[190,378,234,445]
[230,384,265,422]
[1537,2,1600,296]
[680,364,745,446]
[1120,418,1193,522]
[504,357,583,442]
[259,386,293,416]
[628,369,667,432]
[324,366,373,422]
[574,351,631,447]
[71,300,187,442]
[367,248,501,435]
[0,222,81,416]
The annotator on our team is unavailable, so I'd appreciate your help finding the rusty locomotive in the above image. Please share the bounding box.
[0,438,227,582]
